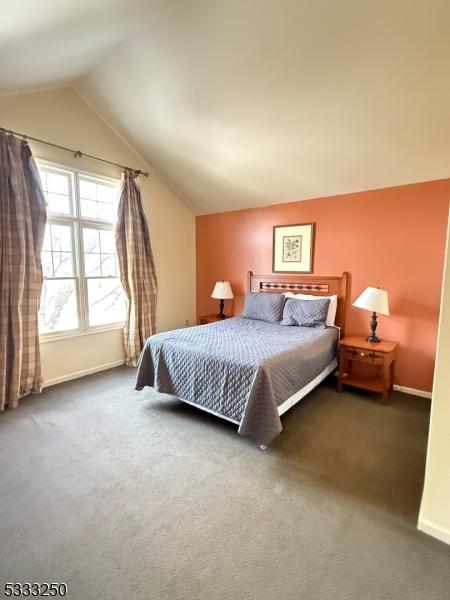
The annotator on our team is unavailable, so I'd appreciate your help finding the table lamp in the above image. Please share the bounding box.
[353,286,389,343]
[211,281,234,319]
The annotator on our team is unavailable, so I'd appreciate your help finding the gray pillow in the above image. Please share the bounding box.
[281,297,330,328]
[242,292,285,323]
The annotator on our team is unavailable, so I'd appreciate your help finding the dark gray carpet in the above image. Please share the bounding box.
[0,367,449,600]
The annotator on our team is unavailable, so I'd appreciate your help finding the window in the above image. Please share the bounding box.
[38,162,126,336]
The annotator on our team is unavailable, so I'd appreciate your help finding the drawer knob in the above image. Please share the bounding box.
[360,352,365,357]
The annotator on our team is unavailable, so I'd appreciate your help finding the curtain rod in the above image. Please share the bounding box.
[0,126,149,177]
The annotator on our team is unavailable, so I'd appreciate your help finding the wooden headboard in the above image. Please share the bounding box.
[248,271,349,336]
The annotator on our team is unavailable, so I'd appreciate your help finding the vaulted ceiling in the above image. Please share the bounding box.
[1,0,449,213]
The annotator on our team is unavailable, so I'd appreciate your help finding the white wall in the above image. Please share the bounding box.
[0,87,196,384]
[419,206,450,545]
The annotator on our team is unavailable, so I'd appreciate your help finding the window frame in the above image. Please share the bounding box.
[37,159,124,342]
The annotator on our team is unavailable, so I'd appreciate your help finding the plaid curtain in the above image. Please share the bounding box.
[0,131,47,410]
[115,170,157,366]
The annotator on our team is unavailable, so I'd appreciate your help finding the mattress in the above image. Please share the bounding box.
[135,317,338,446]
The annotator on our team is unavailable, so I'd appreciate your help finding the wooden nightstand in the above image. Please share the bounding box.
[338,336,398,404]
[198,314,231,325]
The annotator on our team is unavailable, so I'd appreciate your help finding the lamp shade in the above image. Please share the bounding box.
[211,281,234,300]
[353,287,389,315]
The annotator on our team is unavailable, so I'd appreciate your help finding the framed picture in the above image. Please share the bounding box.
[272,223,315,273]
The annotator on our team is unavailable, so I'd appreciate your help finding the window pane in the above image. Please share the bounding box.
[47,172,69,195]
[39,170,47,189]
[46,192,70,215]
[99,229,116,254]
[97,202,114,221]
[41,223,75,278]
[83,227,118,277]
[83,228,100,253]
[87,278,125,326]
[80,198,98,218]
[53,252,74,277]
[51,224,72,252]
[42,251,53,277]
[43,228,52,251]
[39,169,72,215]
[79,179,96,200]
[79,177,119,221]
[39,279,78,333]
[97,183,117,204]
[101,254,117,276]
[84,253,101,276]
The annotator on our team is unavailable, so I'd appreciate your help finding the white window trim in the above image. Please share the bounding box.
[37,158,120,186]
[40,324,124,344]
[37,159,125,341]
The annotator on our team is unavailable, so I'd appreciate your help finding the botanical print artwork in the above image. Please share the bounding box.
[273,223,314,272]
[283,235,302,262]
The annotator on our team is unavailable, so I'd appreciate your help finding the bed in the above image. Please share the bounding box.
[136,271,349,447]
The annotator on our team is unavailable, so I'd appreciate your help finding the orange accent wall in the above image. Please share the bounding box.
[196,179,450,392]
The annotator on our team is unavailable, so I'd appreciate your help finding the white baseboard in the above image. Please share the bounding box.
[43,364,431,396]
[418,517,450,545]
[332,372,431,399]
[393,384,431,399]
[43,360,126,388]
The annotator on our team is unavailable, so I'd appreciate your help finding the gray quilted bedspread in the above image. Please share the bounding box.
[135,317,338,445]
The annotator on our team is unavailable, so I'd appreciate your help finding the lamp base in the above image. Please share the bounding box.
[367,311,380,343]
[216,298,225,319]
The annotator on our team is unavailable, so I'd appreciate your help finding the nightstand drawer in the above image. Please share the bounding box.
[342,346,385,365]
[198,314,230,325]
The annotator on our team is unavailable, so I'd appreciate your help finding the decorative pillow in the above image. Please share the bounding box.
[242,292,285,323]
[289,293,338,326]
[281,297,331,328]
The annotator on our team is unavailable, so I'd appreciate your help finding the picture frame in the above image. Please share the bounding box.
[272,223,315,273]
